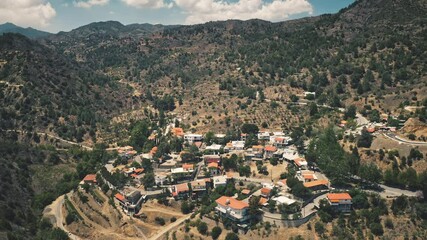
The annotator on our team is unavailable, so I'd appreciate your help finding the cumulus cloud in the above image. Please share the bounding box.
[122,0,173,9]
[74,0,110,8]
[0,0,56,28]
[174,0,313,24]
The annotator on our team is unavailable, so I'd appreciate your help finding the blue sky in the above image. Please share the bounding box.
[0,0,354,33]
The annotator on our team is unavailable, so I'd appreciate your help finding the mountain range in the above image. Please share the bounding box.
[0,22,51,39]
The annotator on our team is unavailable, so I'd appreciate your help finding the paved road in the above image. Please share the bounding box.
[44,193,82,240]
[377,184,420,198]
[383,132,427,146]
[148,214,191,240]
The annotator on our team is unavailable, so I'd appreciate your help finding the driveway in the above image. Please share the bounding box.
[148,214,191,240]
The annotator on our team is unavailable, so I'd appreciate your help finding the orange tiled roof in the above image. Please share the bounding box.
[261,188,272,195]
[83,174,97,182]
[115,193,125,202]
[303,174,315,180]
[327,193,352,203]
[241,189,251,195]
[275,137,285,142]
[208,162,219,169]
[173,128,184,136]
[253,145,264,149]
[183,163,194,170]
[173,183,190,195]
[303,180,329,188]
[265,146,277,152]
[134,168,144,174]
[216,196,249,210]
[259,197,268,205]
[130,173,138,178]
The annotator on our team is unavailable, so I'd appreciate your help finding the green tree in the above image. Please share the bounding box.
[225,232,239,240]
[241,123,259,134]
[344,105,357,119]
[141,172,155,189]
[359,163,382,184]
[211,226,222,239]
[357,128,373,148]
[197,221,208,235]
[309,102,318,116]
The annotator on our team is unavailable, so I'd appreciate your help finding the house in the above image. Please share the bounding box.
[293,158,308,170]
[241,189,251,195]
[204,155,221,165]
[304,92,316,97]
[155,172,170,186]
[327,193,352,212]
[272,137,291,148]
[272,196,297,206]
[171,164,194,181]
[82,174,97,185]
[190,179,209,198]
[115,191,146,215]
[207,162,221,176]
[231,141,245,150]
[303,180,329,191]
[205,144,222,155]
[260,187,272,198]
[184,133,203,143]
[259,197,268,206]
[252,145,264,158]
[257,131,270,141]
[297,170,317,182]
[215,196,250,223]
[172,128,184,137]
[282,148,300,161]
[277,179,288,190]
[182,163,194,172]
[171,183,190,199]
[212,175,227,188]
[264,145,277,159]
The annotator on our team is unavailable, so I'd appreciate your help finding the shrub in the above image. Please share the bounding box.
[225,232,239,240]
[155,217,165,226]
[170,217,177,222]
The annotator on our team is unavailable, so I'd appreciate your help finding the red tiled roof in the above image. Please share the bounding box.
[115,193,125,202]
[83,174,97,182]
[303,180,329,188]
[259,197,268,205]
[261,188,272,195]
[173,128,184,136]
[208,162,219,169]
[241,189,251,195]
[216,196,249,210]
[327,193,352,203]
[183,163,194,170]
[265,146,277,152]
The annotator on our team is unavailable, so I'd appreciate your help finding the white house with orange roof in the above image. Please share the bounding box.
[264,145,277,159]
[327,193,352,212]
[215,196,250,223]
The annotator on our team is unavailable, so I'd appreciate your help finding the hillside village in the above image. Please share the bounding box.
[54,109,426,239]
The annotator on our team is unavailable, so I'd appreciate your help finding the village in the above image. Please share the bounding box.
[75,114,413,239]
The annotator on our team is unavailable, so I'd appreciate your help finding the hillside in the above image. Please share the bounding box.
[41,0,427,137]
[0,33,131,143]
[0,23,51,39]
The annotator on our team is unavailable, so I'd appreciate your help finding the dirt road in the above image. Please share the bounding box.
[148,214,191,240]
[43,193,82,240]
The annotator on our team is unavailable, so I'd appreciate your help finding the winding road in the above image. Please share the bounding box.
[383,132,427,146]
[43,193,82,240]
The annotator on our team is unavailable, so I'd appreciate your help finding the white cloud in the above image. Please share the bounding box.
[122,0,173,9]
[0,0,56,28]
[174,0,313,24]
[74,0,109,9]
